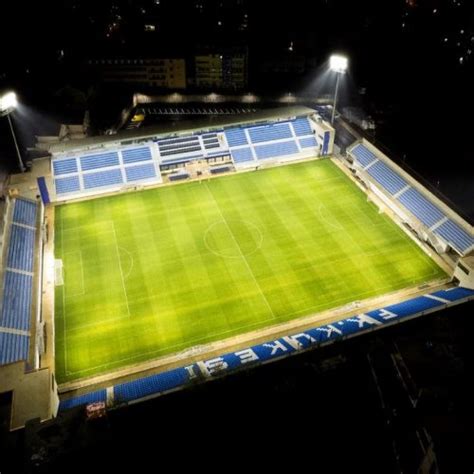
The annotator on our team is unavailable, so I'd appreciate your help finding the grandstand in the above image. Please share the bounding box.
[1,106,474,431]
[349,140,474,256]
[48,107,330,200]
[0,198,38,365]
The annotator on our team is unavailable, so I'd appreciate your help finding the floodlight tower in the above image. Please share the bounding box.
[329,55,348,125]
[0,91,25,173]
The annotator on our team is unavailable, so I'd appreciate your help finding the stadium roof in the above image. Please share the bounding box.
[49,106,317,154]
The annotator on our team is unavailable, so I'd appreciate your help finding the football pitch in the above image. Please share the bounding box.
[54,159,445,383]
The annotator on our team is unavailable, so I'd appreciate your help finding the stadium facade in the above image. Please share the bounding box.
[1,106,473,430]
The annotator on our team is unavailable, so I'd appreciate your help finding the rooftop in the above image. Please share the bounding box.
[49,105,317,154]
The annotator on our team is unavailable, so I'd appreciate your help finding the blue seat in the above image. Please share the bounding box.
[366,161,408,195]
[0,333,29,366]
[231,147,254,163]
[158,136,202,158]
[161,155,202,165]
[350,144,378,168]
[7,225,35,272]
[13,199,37,227]
[160,145,202,157]
[249,123,293,144]
[114,368,189,403]
[431,287,474,302]
[398,188,445,228]
[210,166,232,174]
[52,158,78,176]
[80,152,120,171]
[299,137,318,148]
[59,390,107,411]
[83,169,123,189]
[122,147,152,164]
[0,271,33,331]
[435,219,474,253]
[55,176,81,195]
[366,295,443,320]
[203,135,220,149]
[158,136,198,147]
[225,128,248,147]
[169,173,190,182]
[292,117,313,136]
[125,163,157,182]
[255,140,299,160]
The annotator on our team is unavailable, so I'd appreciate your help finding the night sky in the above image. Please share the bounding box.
[1,1,473,209]
[0,3,472,199]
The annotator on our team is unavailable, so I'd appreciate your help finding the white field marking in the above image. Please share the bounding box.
[67,314,132,333]
[203,219,264,259]
[64,257,443,376]
[66,313,279,375]
[398,245,443,285]
[256,213,444,321]
[65,269,445,376]
[69,237,423,333]
[60,210,68,373]
[121,239,211,268]
[215,242,420,290]
[223,172,434,290]
[321,200,408,288]
[111,222,131,318]
[119,246,134,279]
[317,195,388,229]
[317,203,344,231]
[124,206,390,269]
[261,246,405,273]
[64,250,85,297]
[63,167,443,375]
[280,277,436,321]
[204,183,276,319]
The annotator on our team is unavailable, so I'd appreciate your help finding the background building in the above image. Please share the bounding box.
[194,48,248,90]
[88,58,186,89]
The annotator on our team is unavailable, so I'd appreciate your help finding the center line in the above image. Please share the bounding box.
[205,183,276,320]
[111,222,131,318]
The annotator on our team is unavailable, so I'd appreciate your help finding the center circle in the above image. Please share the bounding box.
[204,219,263,258]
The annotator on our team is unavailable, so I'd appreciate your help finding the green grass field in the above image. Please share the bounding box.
[54,159,445,383]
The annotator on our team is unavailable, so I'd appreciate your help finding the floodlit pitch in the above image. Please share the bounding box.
[54,160,445,383]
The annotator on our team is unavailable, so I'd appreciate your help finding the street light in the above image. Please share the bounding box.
[0,91,26,173]
[329,54,348,125]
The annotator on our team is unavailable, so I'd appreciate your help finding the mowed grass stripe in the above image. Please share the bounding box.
[54,160,446,382]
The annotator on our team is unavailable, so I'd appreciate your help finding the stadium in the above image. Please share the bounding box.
[1,101,474,431]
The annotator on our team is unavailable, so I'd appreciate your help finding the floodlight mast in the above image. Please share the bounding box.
[329,55,348,125]
[0,92,25,173]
